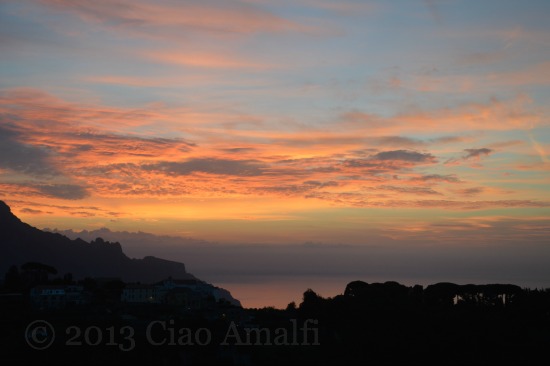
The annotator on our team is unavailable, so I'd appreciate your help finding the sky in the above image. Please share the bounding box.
[1,1,549,306]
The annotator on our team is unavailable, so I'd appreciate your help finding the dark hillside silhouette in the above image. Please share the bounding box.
[0,200,192,282]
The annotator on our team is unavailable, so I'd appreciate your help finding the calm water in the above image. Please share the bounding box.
[214,276,355,309]
[210,275,444,309]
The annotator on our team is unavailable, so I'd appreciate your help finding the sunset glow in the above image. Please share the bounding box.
[1,1,550,307]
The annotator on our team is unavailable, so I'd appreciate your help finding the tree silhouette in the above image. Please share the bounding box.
[286,301,297,311]
[21,262,58,275]
[20,261,58,285]
[344,280,369,297]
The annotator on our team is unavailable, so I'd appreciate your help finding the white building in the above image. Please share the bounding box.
[30,285,87,309]
[30,286,66,309]
[121,284,160,303]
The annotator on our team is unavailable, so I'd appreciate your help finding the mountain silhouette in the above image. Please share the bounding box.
[0,200,195,282]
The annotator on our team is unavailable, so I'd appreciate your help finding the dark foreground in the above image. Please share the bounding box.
[2,280,550,365]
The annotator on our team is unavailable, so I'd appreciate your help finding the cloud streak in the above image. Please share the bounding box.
[38,0,316,37]
[35,184,89,200]
[463,148,493,160]
[143,158,266,177]
[371,150,436,163]
[0,125,59,176]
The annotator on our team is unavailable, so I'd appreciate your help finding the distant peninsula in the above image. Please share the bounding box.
[0,200,240,306]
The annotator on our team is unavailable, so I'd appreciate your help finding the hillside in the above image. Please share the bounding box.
[1,200,192,283]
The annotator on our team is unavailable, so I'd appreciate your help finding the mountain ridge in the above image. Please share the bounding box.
[0,201,231,293]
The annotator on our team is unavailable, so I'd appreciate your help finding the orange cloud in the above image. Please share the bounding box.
[38,0,315,37]
[145,51,273,70]
[0,88,167,132]
[0,87,547,216]
[341,95,544,134]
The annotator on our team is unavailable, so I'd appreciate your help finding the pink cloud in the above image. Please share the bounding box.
[144,50,273,70]
[0,87,544,211]
[340,95,544,135]
[38,0,315,37]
